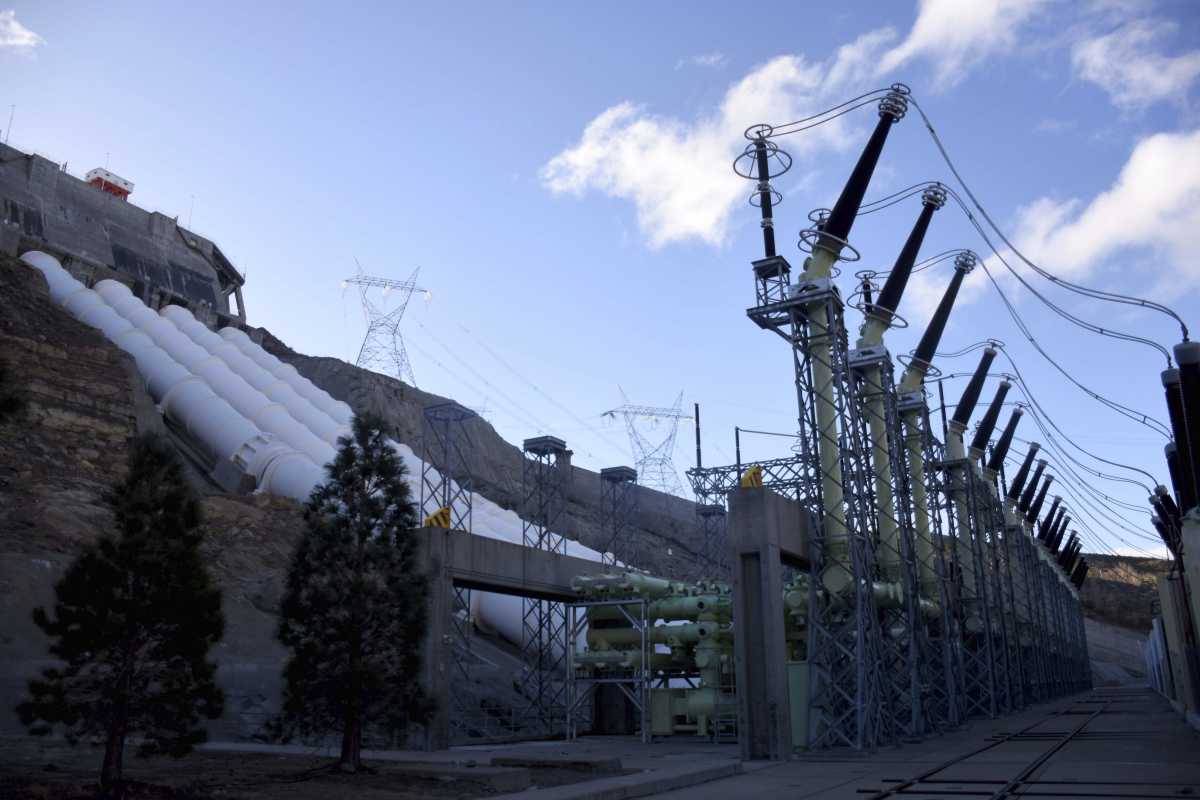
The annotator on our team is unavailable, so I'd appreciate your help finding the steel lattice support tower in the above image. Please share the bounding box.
[343,267,426,385]
[941,463,1001,718]
[748,261,887,750]
[904,401,962,732]
[599,466,638,567]
[694,504,729,580]
[420,401,476,531]
[605,391,688,497]
[418,401,480,741]
[850,347,928,740]
[519,435,571,735]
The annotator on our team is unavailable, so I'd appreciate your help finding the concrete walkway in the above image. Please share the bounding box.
[652,686,1200,799]
[195,687,1197,798]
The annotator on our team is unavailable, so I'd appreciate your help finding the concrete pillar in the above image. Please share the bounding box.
[419,527,453,750]
[727,487,809,760]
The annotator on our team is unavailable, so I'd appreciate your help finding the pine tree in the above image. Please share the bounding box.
[16,434,225,795]
[276,413,433,771]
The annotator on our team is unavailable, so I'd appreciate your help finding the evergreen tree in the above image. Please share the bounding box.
[276,413,432,771]
[16,434,224,795]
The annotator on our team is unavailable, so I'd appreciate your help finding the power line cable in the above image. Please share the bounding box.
[906,94,1189,345]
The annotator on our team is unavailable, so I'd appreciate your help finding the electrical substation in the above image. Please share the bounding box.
[2,78,1199,795]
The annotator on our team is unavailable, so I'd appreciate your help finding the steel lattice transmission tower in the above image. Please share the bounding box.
[603,389,689,497]
[342,264,427,385]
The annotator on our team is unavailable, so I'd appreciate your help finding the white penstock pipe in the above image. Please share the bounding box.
[217,325,354,427]
[201,327,610,645]
[94,280,336,468]
[22,251,607,647]
[19,252,325,503]
[160,304,349,446]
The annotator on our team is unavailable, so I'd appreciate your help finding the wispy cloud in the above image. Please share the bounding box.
[675,52,727,71]
[542,30,894,249]
[876,0,1049,89]
[1071,19,1200,111]
[1010,129,1200,297]
[0,10,44,51]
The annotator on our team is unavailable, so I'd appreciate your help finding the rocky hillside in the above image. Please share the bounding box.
[253,328,704,578]
[1077,553,1174,686]
[1079,553,1172,632]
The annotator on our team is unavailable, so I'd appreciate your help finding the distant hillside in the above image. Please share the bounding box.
[1079,553,1172,633]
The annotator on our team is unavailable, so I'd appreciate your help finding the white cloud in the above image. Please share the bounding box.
[1071,20,1200,111]
[541,31,895,248]
[0,10,44,51]
[876,0,1048,89]
[676,52,727,70]
[1010,129,1200,296]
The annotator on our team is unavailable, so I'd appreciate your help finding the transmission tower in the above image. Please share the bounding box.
[603,389,689,497]
[342,262,427,385]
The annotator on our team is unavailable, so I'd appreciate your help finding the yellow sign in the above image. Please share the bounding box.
[425,506,452,528]
[739,465,763,488]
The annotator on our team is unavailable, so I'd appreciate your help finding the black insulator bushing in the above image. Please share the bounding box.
[872,203,937,318]
[1174,341,1200,513]
[1027,474,1053,526]
[1165,444,1186,512]
[976,387,1014,460]
[1159,489,1182,528]
[952,348,997,428]
[1151,515,1177,555]
[1050,516,1070,553]
[1019,458,1048,512]
[1059,534,1079,569]
[1067,543,1083,573]
[912,262,970,369]
[1071,559,1088,588]
[821,114,896,247]
[1006,445,1040,501]
[1162,366,1198,513]
[1039,496,1062,540]
[753,139,777,259]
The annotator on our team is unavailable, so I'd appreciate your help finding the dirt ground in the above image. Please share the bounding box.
[0,738,604,799]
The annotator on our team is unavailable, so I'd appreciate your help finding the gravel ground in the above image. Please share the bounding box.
[0,737,603,799]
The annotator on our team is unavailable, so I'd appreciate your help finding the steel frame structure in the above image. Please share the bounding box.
[565,597,651,742]
[693,504,729,581]
[901,398,962,732]
[519,436,571,736]
[421,401,476,531]
[849,346,927,740]
[748,259,886,750]
[686,454,810,504]
[599,466,639,567]
[936,458,1002,719]
[419,402,487,743]
[343,267,425,385]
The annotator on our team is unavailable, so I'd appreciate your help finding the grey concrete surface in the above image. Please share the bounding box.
[649,686,1199,799]
[728,487,810,760]
[0,141,243,317]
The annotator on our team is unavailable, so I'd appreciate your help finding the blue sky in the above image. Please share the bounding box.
[3,1,1198,557]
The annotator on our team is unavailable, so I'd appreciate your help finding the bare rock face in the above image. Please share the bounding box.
[255,328,706,578]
